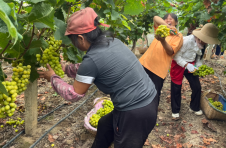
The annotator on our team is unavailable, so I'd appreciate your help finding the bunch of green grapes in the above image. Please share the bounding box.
[193,65,214,77]
[211,101,223,111]
[90,100,114,128]
[96,108,105,117]
[11,63,31,94]
[36,36,64,78]
[208,98,214,103]
[89,114,101,128]
[6,117,24,126]
[155,25,170,38]
[0,81,18,118]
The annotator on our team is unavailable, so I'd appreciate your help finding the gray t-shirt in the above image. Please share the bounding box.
[76,38,156,111]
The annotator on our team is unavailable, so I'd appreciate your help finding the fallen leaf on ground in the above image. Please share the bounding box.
[176,143,183,148]
[48,134,55,142]
[0,140,7,146]
[181,126,186,132]
[152,144,163,148]
[191,130,199,134]
[201,118,217,132]
[182,96,186,99]
[183,143,193,148]
[41,97,46,101]
[174,135,181,142]
[159,136,173,144]
[203,137,217,145]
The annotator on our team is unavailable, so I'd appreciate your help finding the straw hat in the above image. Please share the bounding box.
[192,23,220,44]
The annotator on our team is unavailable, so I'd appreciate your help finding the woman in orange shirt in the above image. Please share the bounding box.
[139,13,183,105]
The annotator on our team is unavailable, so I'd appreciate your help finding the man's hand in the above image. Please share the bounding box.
[38,64,55,82]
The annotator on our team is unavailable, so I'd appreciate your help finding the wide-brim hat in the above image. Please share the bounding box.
[192,23,220,44]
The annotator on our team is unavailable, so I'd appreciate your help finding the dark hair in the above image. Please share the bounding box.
[163,13,178,23]
[68,17,114,47]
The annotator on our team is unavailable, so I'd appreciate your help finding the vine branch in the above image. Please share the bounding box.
[66,4,71,22]
[18,24,35,59]
[0,57,16,60]
[18,1,23,14]
[38,28,46,40]
[0,41,11,57]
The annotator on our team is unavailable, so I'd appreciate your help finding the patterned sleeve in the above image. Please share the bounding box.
[65,63,81,78]
[51,74,85,102]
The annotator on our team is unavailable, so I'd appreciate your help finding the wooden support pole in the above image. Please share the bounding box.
[24,80,38,135]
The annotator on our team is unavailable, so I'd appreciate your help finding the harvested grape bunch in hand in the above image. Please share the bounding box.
[36,36,64,78]
[155,25,170,38]
[193,65,214,77]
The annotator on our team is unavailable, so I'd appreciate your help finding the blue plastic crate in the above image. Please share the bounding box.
[218,94,226,111]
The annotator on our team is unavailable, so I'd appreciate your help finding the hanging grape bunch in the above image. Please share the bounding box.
[89,100,114,128]
[12,63,31,94]
[36,36,64,78]
[193,65,214,77]
[155,25,170,38]
[0,82,18,118]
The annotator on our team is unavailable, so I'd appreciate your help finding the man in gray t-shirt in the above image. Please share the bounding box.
[76,38,156,111]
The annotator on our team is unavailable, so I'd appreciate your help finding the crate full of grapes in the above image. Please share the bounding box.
[201,90,226,121]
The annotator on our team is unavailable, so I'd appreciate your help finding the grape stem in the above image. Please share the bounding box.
[0,57,16,60]
[0,41,11,57]
[17,1,23,14]
[18,24,35,59]
[66,4,71,22]
[38,28,46,40]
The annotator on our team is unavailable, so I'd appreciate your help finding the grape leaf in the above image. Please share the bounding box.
[111,10,120,20]
[0,81,8,96]
[0,0,19,46]
[53,17,71,45]
[105,0,115,9]
[124,0,144,15]
[30,64,39,83]
[27,2,55,28]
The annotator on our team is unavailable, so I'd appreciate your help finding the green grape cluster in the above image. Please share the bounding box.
[12,63,31,94]
[90,100,114,128]
[193,65,214,77]
[209,98,224,111]
[212,101,223,111]
[89,114,101,128]
[6,117,24,126]
[156,25,170,38]
[0,81,18,118]
[36,36,64,78]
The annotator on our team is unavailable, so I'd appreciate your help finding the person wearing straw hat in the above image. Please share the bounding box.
[170,23,220,119]
[38,7,158,148]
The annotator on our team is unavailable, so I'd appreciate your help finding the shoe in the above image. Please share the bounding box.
[172,113,179,118]
[189,109,203,115]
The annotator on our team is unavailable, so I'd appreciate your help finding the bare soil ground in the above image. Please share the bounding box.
[0,39,226,148]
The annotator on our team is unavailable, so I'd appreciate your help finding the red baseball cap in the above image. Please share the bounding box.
[65,7,110,36]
